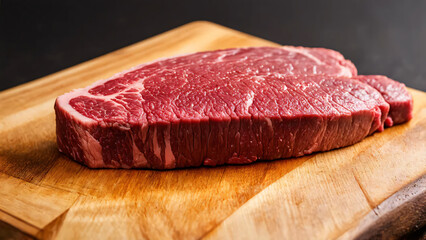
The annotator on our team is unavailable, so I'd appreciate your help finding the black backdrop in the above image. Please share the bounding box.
[1,0,425,91]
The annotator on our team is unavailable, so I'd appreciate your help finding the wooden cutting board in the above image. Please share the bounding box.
[0,21,425,240]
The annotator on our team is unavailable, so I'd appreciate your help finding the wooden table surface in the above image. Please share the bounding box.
[0,21,425,240]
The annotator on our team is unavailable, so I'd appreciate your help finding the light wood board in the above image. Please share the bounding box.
[0,21,425,240]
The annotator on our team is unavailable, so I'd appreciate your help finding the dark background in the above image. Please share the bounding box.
[1,0,425,91]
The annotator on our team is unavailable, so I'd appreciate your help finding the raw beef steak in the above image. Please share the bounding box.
[55,46,411,169]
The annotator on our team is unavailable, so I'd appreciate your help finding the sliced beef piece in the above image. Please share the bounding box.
[353,75,413,126]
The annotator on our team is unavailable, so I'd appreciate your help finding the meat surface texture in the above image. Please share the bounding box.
[55,46,412,169]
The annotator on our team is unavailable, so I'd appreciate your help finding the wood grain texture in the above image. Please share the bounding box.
[0,21,425,240]
[337,175,426,240]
